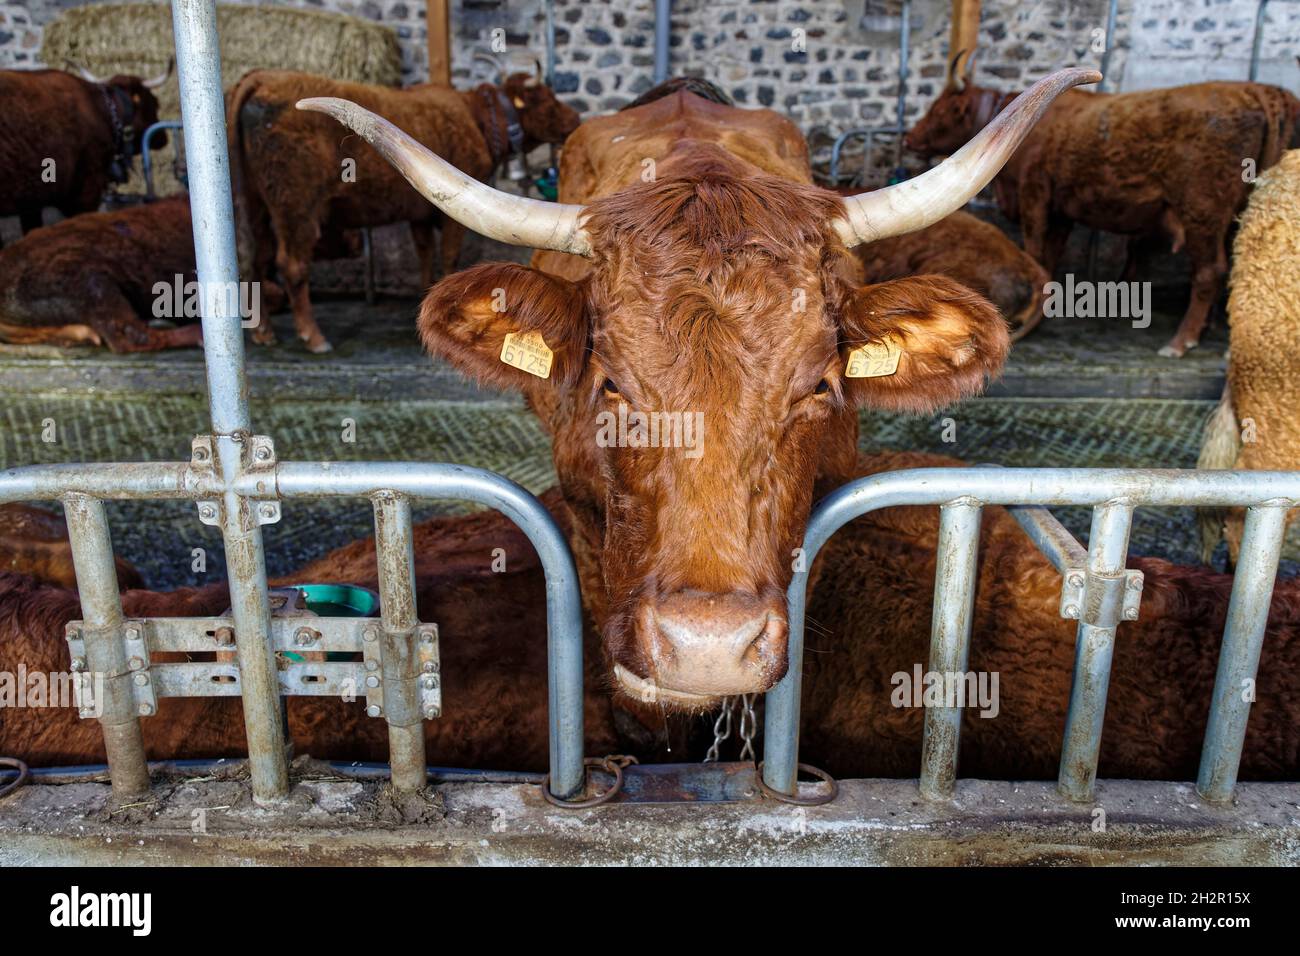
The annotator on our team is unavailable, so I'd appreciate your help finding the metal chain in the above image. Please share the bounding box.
[703,697,734,763]
[704,693,757,763]
[737,693,757,762]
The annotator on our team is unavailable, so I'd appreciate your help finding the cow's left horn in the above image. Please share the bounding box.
[297,97,592,256]
[833,67,1100,248]
[72,62,102,83]
[143,57,174,89]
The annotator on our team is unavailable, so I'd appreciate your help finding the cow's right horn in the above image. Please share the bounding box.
[71,62,102,83]
[298,97,592,256]
[834,67,1099,248]
[143,57,174,89]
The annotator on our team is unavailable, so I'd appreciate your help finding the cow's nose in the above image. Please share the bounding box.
[635,590,788,698]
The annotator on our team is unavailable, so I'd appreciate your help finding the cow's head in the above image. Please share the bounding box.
[300,68,1097,707]
[498,72,581,147]
[78,60,171,153]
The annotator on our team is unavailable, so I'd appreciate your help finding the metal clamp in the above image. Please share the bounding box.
[65,620,157,718]
[190,433,280,527]
[1059,567,1144,626]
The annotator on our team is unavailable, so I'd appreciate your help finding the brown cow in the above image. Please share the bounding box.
[0,505,142,591]
[0,67,167,237]
[0,196,204,352]
[904,76,1300,357]
[227,69,580,353]
[5,453,1299,782]
[297,68,1097,705]
[851,210,1050,341]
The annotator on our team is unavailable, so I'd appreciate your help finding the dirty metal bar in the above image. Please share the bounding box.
[1007,505,1087,574]
[653,0,671,84]
[1057,502,1133,802]
[1197,503,1288,803]
[1098,0,1120,91]
[273,461,585,799]
[172,0,288,803]
[919,500,982,799]
[372,493,428,792]
[62,496,151,797]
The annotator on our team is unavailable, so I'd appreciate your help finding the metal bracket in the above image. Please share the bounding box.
[361,622,442,720]
[190,433,280,527]
[1059,567,1144,626]
[65,620,157,718]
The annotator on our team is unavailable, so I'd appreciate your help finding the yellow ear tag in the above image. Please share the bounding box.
[845,335,902,379]
[500,330,554,379]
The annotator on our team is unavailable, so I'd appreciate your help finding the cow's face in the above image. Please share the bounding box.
[107,76,164,153]
[417,153,1008,707]
[500,73,581,148]
[904,85,981,157]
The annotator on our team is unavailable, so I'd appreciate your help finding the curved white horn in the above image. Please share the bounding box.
[834,67,1100,248]
[298,97,592,256]
[72,62,102,83]
[143,57,174,89]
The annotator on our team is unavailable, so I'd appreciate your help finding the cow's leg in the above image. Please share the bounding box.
[86,279,205,353]
[1159,231,1228,358]
[1017,178,1070,278]
[437,219,466,282]
[410,219,437,288]
[271,222,331,354]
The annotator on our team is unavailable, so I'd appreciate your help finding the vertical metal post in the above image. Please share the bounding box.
[63,496,151,797]
[544,0,557,88]
[894,0,911,169]
[373,494,428,792]
[762,573,811,796]
[172,0,288,803]
[1098,0,1120,91]
[919,500,982,799]
[1197,504,1287,803]
[653,0,672,85]
[1058,502,1133,802]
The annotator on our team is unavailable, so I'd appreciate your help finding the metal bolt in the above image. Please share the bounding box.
[366,705,382,718]
[365,675,380,688]
[294,626,317,647]
[423,676,437,690]
[421,661,435,674]
[193,447,208,462]
[254,446,272,462]
[1067,572,1084,588]
[133,673,149,686]
[364,659,378,672]
[199,505,216,520]
[363,627,378,643]
[420,629,435,644]
[1064,604,1080,619]
[138,703,154,717]
[259,503,277,520]
[124,626,141,641]
[213,626,235,646]
[70,658,86,673]
[424,706,439,720]
[1124,607,1139,620]
[1128,576,1143,591]
[128,657,144,671]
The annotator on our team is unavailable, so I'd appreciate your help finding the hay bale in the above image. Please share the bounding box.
[40,2,402,196]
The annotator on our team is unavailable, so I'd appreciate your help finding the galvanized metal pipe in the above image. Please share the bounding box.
[172,0,288,803]
[1098,0,1120,92]
[1057,502,1133,802]
[62,496,151,797]
[372,493,428,792]
[653,0,672,85]
[1008,505,1087,574]
[919,500,982,799]
[1197,504,1288,803]
[274,461,586,799]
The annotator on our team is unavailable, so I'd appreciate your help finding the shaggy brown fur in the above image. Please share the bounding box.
[0,197,203,351]
[0,504,141,591]
[227,70,579,353]
[411,88,1011,703]
[853,210,1050,341]
[0,69,162,238]
[1198,150,1300,563]
[905,81,1300,357]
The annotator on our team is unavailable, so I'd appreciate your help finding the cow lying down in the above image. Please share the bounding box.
[3,451,1298,783]
[0,196,204,352]
[0,504,141,591]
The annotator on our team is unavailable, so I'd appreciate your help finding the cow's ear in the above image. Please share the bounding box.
[836,275,1009,413]
[418,263,588,391]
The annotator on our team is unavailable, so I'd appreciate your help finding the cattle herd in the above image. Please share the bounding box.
[1,41,1299,788]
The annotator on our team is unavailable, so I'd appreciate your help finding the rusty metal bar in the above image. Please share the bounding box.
[61,496,151,798]
[1057,502,1134,802]
[1197,503,1288,803]
[919,500,982,799]
[372,493,428,792]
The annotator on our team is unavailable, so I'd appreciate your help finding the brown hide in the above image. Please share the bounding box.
[906,81,1300,354]
[0,70,162,234]
[227,70,579,353]
[0,505,142,591]
[853,211,1050,340]
[0,196,202,351]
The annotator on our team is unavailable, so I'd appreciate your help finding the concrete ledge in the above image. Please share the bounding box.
[2,773,1297,866]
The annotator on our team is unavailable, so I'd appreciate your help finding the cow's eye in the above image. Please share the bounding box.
[602,378,620,396]
[814,379,831,395]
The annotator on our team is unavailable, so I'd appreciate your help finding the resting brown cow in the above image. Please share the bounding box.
[851,210,1049,341]
[227,69,580,353]
[905,74,1300,356]
[5,452,1298,782]
[0,196,203,352]
[0,505,142,591]
[0,66,167,237]
[297,68,1097,706]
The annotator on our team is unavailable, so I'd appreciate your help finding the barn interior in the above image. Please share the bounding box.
[1,0,1299,868]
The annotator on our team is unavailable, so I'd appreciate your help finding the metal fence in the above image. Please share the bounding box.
[3,0,1296,813]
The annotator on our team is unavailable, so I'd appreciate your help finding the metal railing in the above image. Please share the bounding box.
[761,467,1298,805]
